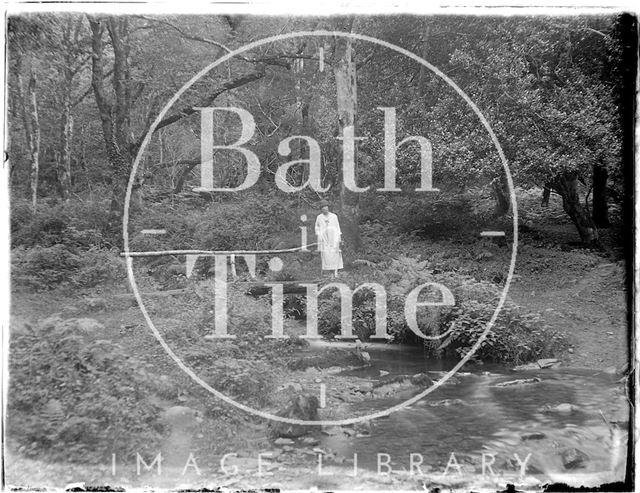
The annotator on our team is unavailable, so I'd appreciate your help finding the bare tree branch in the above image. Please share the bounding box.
[135,15,232,52]
[133,68,266,149]
[87,16,114,145]
[134,15,295,69]
[585,27,608,38]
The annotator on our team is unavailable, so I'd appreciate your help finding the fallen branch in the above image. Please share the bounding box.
[114,288,190,298]
[247,282,314,296]
[120,243,318,257]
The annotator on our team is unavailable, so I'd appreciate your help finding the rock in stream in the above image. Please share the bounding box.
[269,394,319,438]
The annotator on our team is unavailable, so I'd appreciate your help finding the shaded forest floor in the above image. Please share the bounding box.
[10,200,629,371]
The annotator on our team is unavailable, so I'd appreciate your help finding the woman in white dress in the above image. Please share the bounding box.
[315,199,343,277]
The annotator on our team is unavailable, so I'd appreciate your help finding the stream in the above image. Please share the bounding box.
[315,346,629,484]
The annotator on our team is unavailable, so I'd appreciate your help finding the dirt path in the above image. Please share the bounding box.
[509,252,628,370]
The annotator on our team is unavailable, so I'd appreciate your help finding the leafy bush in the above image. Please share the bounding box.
[11,198,110,249]
[283,294,306,319]
[7,318,164,463]
[129,192,297,253]
[10,198,124,290]
[197,285,272,336]
[396,262,567,363]
[204,358,277,408]
[11,245,126,291]
[359,191,489,239]
[317,288,380,341]
[71,249,127,288]
[127,192,304,282]
[11,245,81,289]
[313,256,567,364]
[440,300,568,364]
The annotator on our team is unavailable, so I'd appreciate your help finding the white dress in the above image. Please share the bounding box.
[315,212,344,271]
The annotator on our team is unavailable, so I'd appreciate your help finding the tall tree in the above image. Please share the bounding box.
[87,15,135,232]
[16,67,40,211]
[357,16,625,245]
[8,17,44,211]
[591,163,610,227]
[333,17,363,251]
[54,16,88,200]
[423,17,621,244]
[86,15,300,240]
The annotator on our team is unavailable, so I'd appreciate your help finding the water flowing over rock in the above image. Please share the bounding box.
[521,431,547,441]
[537,358,561,368]
[561,447,589,469]
[513,359,561,371]
[494,377,541,387]
[410,373,434,386]
[370,373,434,398]
[274,437,294,445]
[287,349,362,370]
[428,398,465,407]
[544,403,580,415]
[300,436,320,445]
[513,362,541,370]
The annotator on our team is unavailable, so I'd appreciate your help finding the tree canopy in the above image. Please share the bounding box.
[6,13,635,246]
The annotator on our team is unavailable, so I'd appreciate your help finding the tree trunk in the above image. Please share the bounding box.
[27,74,40,211]
[55,18,77,201]
[292,55,311,187]
[89,16,135,241]
[17,67,40,212]
[592,163,610,228]
[541,183,552,207]
[491,174,509,216]
[57,87,73,200]
[552,172,599,246]
[333,17,362,252]
[416,23,432,94]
